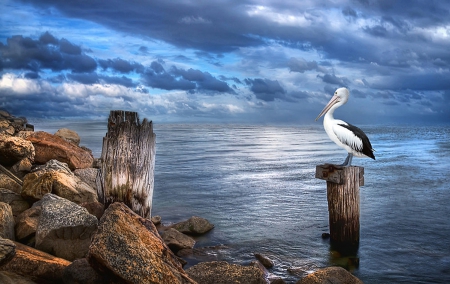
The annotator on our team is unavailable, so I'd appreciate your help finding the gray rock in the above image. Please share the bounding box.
[0,237,16,266]
[186,261,266,284]
[151,215,161,225]
[173,216,214,235]
[161,228,195,251]
[296,266,363,284]
[73,168,99,191]
[0,203,15,240]
[35,194,98,261]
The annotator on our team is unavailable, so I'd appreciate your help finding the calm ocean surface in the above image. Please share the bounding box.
[34,121,450,283]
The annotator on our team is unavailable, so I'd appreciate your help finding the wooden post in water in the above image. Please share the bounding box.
[315,164,364,247]
[97,110,156,218]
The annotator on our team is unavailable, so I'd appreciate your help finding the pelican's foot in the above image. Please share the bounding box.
[340,153,353,167]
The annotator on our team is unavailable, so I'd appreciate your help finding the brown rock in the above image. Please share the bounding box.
[26,131,93,170]
[186,261,266,284]
[9,158,33,179]
[21,160,98,204]
[161,228,196,252]
[14,206,41,243]
[0,241,70,283]
[0,203,15,241]
[0,237,16,266]
[80,201,104,220]
[296,267,363,284]
[63,258,106,284]
[87,202,196,284]
[0,134,35,166]
[0,271,37,284]
[55,128,80,146]
[173,216,214,235]
[0,173,22,194]
[0,189,29,220]
[255,252,274,268]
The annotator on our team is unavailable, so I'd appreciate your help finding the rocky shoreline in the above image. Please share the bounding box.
[0,109,364,283]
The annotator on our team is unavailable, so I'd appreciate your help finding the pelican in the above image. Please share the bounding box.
[315,87,375,166]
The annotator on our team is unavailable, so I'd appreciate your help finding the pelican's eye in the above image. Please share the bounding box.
[335,92,337,94]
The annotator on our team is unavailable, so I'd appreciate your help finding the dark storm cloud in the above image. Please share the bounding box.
[0,32,97,73]
[288,57,326,73]
[245,78,286,102]
[66,72,135,87]
[317,74,350,87]
[98,58,144,73]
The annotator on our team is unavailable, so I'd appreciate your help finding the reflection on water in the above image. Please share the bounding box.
[32,121,450,283]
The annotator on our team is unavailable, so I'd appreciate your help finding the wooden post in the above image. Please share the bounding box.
[315,164,364,247]
[96,110,156,218]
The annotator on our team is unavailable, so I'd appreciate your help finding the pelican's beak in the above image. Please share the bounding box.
[315,94,340,121]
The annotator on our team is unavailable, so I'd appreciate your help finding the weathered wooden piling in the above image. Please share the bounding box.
[96,110,156,218]
[315,164,364,247]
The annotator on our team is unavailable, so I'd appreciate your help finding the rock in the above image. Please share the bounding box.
[0,241,70,283]
[26,131,93,170]
[87,202,196,284]
[295,267,363,284]
[173,216,214,235]
[35,194,98,261]
[73,168,98,191]
[0,237,16,266]
[0,189,29,220]
[0,173,22,194]
[161,228,196,252]
[63,258,105,284]
[0,134,35,167]
[270,278,286,284]
[0,203,15,241]
[186,261,266,284]
[55,128,80,146]
[255,253,274,268]
[152,215,162,225]
[14,206,41,243]
[0,271,37,284]
[9,158,33,179]
[22,160,98,204]
[80,201,104,220]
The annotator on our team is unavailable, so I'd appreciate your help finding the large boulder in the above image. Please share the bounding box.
[73,168,99,191]
[186,261,266,284]
[35,194,98,261]
[173,216,214,235]
[26,131,93,170]
[0,237,16,266]
[55,128,80,146]
[0,241,70,283]
[161,228,196,252]
[296,267,363,284]
[22,160,98,204]
[0,203,15,241]
[0,189,30,219]
[0,134,35,167]
[87,202,196,284]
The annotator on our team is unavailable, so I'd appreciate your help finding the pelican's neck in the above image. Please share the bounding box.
[323,101,341,123]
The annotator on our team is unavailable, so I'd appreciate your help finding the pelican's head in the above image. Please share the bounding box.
[315,87,349,121]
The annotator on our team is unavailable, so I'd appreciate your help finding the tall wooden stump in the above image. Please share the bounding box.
[315,164,364,248]
[97,110,156,218]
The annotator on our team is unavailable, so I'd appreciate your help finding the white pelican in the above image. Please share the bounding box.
[315,87,375,166]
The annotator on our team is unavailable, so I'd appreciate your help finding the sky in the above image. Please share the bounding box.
[1,0,450,124]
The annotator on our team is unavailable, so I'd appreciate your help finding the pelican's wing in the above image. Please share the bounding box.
[333,122,375,159]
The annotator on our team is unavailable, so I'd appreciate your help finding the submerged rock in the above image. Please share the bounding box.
[296,266,363,284]
[173,216,214,235]
[186,261,266,284]
[161,228,195,252]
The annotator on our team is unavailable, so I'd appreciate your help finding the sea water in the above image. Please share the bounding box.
[34,121,450,283]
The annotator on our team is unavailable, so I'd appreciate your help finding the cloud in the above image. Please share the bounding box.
[98,58,144,73]
[288,57,326,73]
[317,73,350,87]
[0,32,97,73]
[245,78,286,101]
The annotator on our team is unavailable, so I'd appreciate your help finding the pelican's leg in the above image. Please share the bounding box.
[340,153,353,166]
